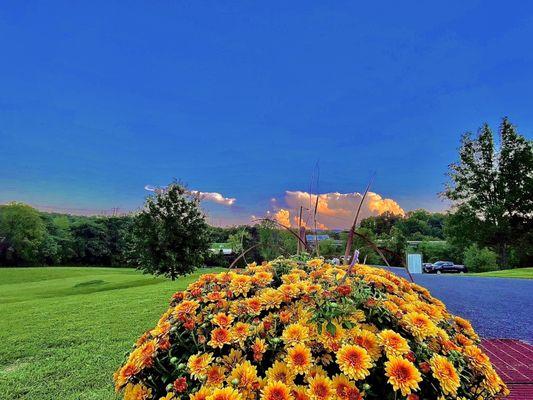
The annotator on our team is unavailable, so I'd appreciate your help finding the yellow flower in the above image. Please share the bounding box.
[206,365,226,387]
[261,381,293,400]
[188,353,214,380]
[331,374,356,399]
[231,322,251,342]
[123,383,152,400]
[384,356,422,396]
[378,329,410,357]
[291,386,310,400]
[286,343,313,374]
[229,274,253,296]
[115,363,139,389]
[213,313,234,327]
[260,288,284,309]
[429,354,460,396]
[353,329,381,361]
[228,360,259,391]
[282,323,310,345]
[403,312,438,340]
[206,387,243,400]
[208,327,232,349]
[307,375,334,400]
[266,361,296,385]
[336,344,372,381]
[190,387,211,400]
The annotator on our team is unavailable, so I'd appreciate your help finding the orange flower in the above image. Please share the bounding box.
[403,312,438,340]
[206,366,226,387]
[266,361,296,385]
[122,383,151,400]
[190,388,211,400]
[252,338,267,361]
[260,288,284,309]
[307,375,333,400]
[231,322,250,342]
[245,297,263,315]
[206,387,243,400]
[429,354,460,396]
[286,343,313,374]
[282,323,309,345]
[228,361,260,392]
[261,381,293,400]
[353,330,381,361]
[188,353,214,379]
[384,357,422,396]
[115,363,139,389]
[209,328,232,349]
[378,329,410,357]
[229,274,252,296]
[331,375,357,399]
[336,344,372,381]
[213,313,234,327]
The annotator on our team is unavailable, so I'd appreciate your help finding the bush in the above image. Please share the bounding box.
[464,244,499,272]
[115,258,507,400]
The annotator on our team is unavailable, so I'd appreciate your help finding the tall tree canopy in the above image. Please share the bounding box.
[128,183,211,280]
[444,117,533,267]
[0,203,46,265]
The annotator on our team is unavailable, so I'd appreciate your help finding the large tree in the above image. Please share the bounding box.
[444,117,533,267]
[0,203,46,265]
[128,183,211,280]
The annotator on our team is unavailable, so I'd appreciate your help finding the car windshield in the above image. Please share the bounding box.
[434,261,446,266]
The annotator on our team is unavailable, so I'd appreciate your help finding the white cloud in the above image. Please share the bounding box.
[144,185,235,206]
[191,191,236,206]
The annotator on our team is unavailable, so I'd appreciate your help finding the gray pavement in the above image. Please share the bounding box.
[381,267,533,342]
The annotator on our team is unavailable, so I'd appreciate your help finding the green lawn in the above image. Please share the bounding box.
[466,267,533,279]
[0,266,224,400]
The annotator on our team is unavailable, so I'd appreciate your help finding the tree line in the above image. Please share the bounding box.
[1,117,531,274]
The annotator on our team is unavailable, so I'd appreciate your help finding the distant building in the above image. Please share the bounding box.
[306,234,331,242]
[210,243,233,255]
[305,234,343,248]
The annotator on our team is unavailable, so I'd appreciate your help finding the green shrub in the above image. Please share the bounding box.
[464,244,498,272]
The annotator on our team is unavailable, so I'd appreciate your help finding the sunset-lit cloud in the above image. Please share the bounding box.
[270,191,404,230]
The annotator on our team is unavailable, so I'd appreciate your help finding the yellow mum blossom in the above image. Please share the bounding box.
[378,329,410,357]
[286,343,313,374]
[261,381,293,400]
[188,353,214,380]
[384,356,422,396]
[266,361,296,385]
[336,344,372,381]
[282,323,310,345]
[206,387,243,400]
[429,354,460,396]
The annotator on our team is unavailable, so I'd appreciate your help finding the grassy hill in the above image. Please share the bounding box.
[0,266,223,400]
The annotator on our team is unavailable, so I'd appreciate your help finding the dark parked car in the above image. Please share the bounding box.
[424,261,467,274]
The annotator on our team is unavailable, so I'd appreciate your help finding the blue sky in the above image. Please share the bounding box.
[1,2,533,225]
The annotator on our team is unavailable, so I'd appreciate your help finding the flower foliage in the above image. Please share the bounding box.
[115,257,508,400]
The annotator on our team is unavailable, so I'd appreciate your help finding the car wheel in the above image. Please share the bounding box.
[436,271,442,275]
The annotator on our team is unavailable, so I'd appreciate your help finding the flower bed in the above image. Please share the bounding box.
[114,258,508,399]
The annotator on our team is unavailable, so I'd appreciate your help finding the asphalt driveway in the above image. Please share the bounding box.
[385,268,533,342]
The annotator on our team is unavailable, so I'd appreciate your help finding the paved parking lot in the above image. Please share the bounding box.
[385,268,533,342]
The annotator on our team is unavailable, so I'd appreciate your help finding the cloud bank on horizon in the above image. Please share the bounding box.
[268,190,404,230]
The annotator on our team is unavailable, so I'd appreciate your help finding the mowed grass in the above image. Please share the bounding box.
[466,267,533,279]
[0,266,224,400]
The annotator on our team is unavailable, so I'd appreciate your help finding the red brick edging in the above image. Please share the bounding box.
[481,339,533,400]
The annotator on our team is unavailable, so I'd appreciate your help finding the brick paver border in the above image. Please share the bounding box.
[481,339,533,400]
